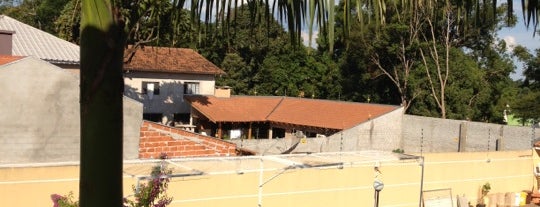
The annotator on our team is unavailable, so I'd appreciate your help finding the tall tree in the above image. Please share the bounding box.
[1,0,70,34]
[511,45,540,123]
[419,4,453,119]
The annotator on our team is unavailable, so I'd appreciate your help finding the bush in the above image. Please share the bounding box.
[51,192,78,207]
[124,161,172,207]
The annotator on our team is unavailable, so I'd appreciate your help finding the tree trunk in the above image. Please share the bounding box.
[79,1,125,206]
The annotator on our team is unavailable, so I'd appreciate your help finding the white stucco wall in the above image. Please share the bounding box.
[123,71,216,124]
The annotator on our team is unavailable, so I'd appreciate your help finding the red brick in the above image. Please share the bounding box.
[144,131,160,137]
[183,145,196,150]
[139,152,151,159]
[167,141,184,146]
[148,137,171,142]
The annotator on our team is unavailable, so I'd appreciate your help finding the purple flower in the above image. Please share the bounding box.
[50,194,65,207]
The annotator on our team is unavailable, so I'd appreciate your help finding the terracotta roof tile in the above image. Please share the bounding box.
[0,55,23,65]
[124,46,224,75]
[185,96,282,122]
[186,95,400,130]
[267,98,398,129]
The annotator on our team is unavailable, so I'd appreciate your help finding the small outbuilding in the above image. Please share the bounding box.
[184,92,401,140]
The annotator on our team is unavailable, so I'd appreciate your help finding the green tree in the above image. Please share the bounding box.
[1,0,70,34]
[56,0,197,46]
[217,53,252,95]
[514,46,540,87]
[511,45,540,123]
[201,3,341,99]
[512,89,540,124]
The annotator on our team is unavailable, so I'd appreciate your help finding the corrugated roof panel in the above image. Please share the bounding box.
[0,15,79,65]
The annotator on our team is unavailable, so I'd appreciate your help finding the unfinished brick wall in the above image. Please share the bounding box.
[139,121,237,159]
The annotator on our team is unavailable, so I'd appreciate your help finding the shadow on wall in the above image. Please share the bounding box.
[124,81,211,125]
[124,81,212,107]
[124,81,186,110]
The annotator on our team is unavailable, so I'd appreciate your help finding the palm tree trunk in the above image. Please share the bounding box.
[79,0,125,206]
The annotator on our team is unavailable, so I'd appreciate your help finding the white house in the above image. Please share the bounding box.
[123,46,225,125]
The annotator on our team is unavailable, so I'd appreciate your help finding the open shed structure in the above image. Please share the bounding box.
[184,95,400,140]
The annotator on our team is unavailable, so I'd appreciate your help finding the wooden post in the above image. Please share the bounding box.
[218,122,223,139]
[248,122,253,139]
[268,127,273,139]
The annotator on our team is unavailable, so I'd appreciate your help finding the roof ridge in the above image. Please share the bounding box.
[265,96,286,120]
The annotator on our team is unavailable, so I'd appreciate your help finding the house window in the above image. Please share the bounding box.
[142,81,160,95]
[184,82,199,94]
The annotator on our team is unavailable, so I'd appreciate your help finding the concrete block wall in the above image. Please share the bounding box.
[139,121,237,159]
[123,96,144,159]
[465,121,503,152]
[230,137,306,155]
[0,57,143,163]
[403,115,540,153]
[230,107,405,155]
[326,106,404,152]
[502,125,539,150]
[402,115,463,153]
[0,57,81,163]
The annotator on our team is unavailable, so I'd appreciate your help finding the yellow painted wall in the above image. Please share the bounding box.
[0,150,536,207]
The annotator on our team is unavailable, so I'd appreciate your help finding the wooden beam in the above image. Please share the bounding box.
[248,122,252,139]
[218,122,223,139]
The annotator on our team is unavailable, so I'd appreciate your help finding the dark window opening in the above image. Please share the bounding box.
[173,113,191,125]
[143,113,162,122]
[142,81,160,95]
[272,128,286,138]
[184,82,199,94]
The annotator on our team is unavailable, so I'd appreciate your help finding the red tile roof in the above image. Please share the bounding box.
[0,55,23,65]
[185,96,283,122]
[185,96,400,130]
[123,46,224,75]
[140,121,239,158]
